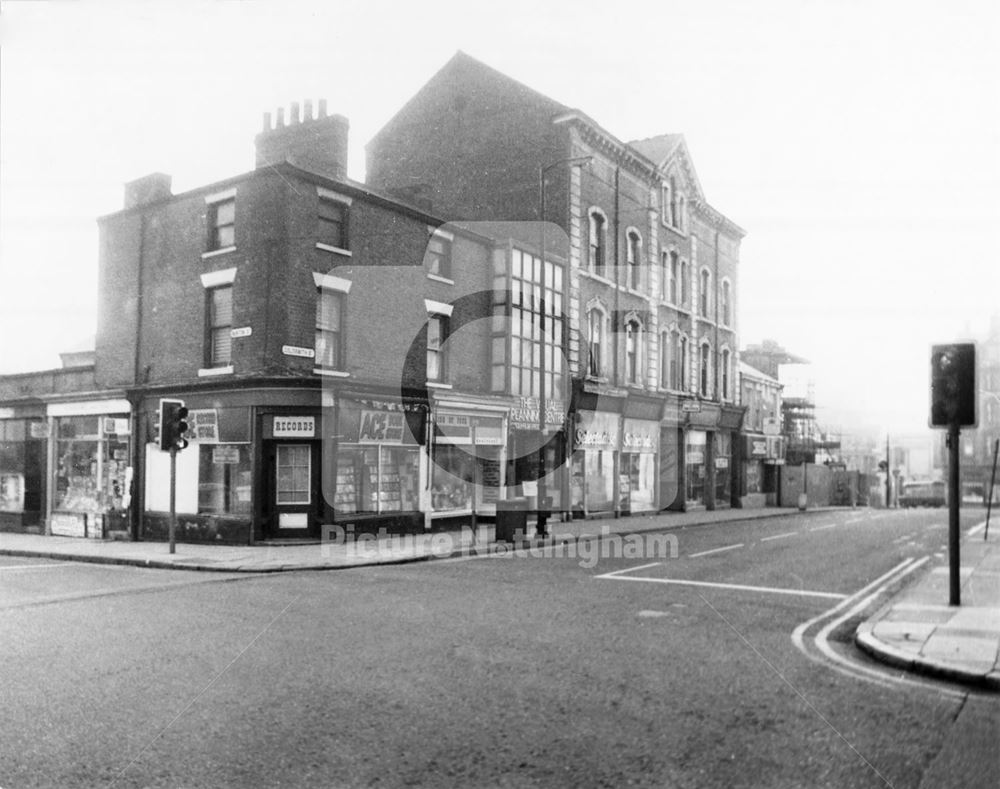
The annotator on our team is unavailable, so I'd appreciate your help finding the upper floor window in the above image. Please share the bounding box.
[426,313,449,382]
[661,181,672,226]
[675,332,687,391]
[206,285,233,368]
[625,319,642,385]
[318,196,348,250]
[315,289,344,370]
[587,308,605,378]
[660,331,671,389]
[721,349,732,400]
[426,231,453,279]
[626,229,642,291]
[699,342,711,397]
[207,197,235,251]
[507,249,564,398]
[589,209,607,278]
[669,251,679,304]
[699,269,711,317]
[721,280,732,326]
[680,260,690,309]
[677,195,687,232]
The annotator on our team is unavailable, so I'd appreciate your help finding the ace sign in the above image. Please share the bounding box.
[358,409,406,443]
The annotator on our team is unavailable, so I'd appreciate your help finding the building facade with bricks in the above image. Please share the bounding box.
[367,52,746,513]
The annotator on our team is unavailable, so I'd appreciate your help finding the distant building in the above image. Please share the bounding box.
[738,362,784,506]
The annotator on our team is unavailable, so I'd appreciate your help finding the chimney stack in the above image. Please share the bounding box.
[255,101,349,180]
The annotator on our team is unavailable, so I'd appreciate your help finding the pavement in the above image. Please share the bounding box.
[856,518,1000,691]
[4,504,1000,692]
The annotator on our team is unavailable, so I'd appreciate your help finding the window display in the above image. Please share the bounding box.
[334,445,419,514]
[53,415,130,516]
[685,430,707,505]
[198,444,252,515]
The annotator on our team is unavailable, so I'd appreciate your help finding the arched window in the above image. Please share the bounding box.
[699,269,711,317]
[721,280,732,326]
[660,331,671,389]
[669,176,678,227]
[589,209,607,278]
[587,307,606,378]
[675,332,687,391]
[721,348,731,400]
[626,229,642,291]
[677,195,687,232]
[700,342,711,397]
[625,319,643,385]
[661,181,672,226]
[680,260,690,309]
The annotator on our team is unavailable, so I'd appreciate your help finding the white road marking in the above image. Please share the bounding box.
[845,517,864,525]
[967,520,987,537]
[792,557,965,699]
[596,573,846,600]
[809,524,836,532]
[0,562,74,572]
[760,531,797,542]
[593,562,663,579]
[689,543,744,558]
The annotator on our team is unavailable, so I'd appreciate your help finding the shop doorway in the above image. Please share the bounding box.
[261,440,322,539]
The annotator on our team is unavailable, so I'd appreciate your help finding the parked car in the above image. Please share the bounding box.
[899,480,946,508]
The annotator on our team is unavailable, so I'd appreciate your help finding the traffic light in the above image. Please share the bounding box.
[159,399,190,451]
[930,343,976,428]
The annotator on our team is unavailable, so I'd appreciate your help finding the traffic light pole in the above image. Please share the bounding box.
[948,423,960,606]
[169,446,177,555]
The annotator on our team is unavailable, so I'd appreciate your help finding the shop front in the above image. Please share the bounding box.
[571,409,619,516]
[621,418,658,513]
[0,410,48,532]
[142,393,254,543]
[741,433,769,508]
[49,399,132,539]
[332,396,424,535]
[684,430,708,508]
[507,395,567,514]
[430,406,506,525]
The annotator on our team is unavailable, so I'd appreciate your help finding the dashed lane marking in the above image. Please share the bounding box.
[809,524,837,532]
[760,531,797,542]
[689,542,744,558]
[0,562,75,572]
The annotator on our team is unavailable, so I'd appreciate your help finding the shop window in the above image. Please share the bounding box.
[334,445,420,513]
[54,415,129,516]
[198,444,252,515]
[275,444,310,505]
[315,288,344,370]
[206,285,233,368]
[589,209,607,278]
[426,232,452,279]
[427,313,449,382]
[318,196,348,250]
[207,197,235,251]
[626,229,642,291]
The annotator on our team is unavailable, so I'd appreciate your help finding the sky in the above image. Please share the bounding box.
[1,0,998,441]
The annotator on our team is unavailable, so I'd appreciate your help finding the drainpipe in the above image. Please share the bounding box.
[613,165,621,518]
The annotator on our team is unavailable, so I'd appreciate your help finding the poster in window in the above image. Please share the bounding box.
[0,473,24,512]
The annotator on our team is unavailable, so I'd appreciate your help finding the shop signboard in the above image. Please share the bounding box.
[575,411,619,451]
[102,417,131,436]
[715,457,730,469]
[273,416,316,438]
[746,436,768,458]
[30,422,49,439]
[358,409,406,443]
[188,409,220,442]
[509,397,565,430]
[622,419,659,453]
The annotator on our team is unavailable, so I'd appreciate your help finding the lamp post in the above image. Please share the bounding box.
[537,155,591,537]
